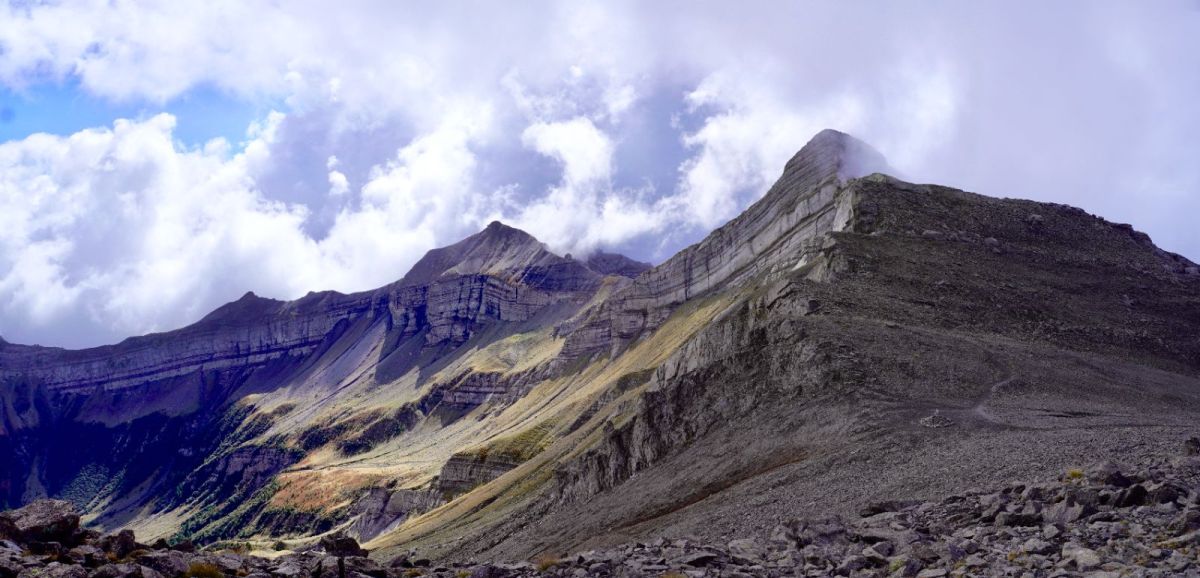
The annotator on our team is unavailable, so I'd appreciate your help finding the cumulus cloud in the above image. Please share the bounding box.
[0,109,493,347]
[504,117,665,255]
[0,0,1197,347]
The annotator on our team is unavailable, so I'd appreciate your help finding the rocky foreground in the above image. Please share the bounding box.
[3,440,1199,578]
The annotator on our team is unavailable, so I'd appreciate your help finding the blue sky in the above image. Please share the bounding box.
[0,1,1197,348]
[0,82,265,146]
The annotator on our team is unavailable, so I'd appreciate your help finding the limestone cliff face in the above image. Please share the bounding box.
[386,222,604,346]
[560,129,890,359]
[350,488,444,541]
[0,290,380,396]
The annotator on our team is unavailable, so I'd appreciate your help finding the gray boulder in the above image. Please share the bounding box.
[87,565,162,578]
[18,563,88,578]
[134,552,190,578]
[317,535,367,558]
[0,501,80,546]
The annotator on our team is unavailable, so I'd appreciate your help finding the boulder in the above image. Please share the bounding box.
[0,518,17,544]
[135,552,190,578]
[17,563,88,578]
[317,535,367,558]
[99,531,140,560]
[87,565,162,578]
[66,546,105,569]
[1087,461,1131,488]
[1062,545,1101,571]
[0,558,24,578]
[1115,485,1148,508]
[1,501,80,546]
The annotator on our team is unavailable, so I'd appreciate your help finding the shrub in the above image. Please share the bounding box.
[273,541,287,551]
[1065,468,1085,481]
[184,562,223,578]
[534,555,559,572]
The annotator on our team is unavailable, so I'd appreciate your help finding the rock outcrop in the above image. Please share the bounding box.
[559,129,890,359]
[350,488,444,541]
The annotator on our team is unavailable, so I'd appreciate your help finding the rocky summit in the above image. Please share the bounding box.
[2,129,1199,577]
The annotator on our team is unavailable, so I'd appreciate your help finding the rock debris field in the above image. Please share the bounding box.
[4,439,1200,578]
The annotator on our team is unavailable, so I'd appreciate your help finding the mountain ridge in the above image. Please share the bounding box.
[1,129,1198,567]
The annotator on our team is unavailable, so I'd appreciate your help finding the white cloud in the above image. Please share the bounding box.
[0,109,497,347]
[503,117,666,256]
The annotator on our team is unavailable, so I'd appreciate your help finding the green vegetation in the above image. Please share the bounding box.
[173,481,280,545]
[471,419,557,463]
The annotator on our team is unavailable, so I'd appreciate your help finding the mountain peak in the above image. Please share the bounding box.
[784,128,892,182]
[585,252,652,278]
[400,222,587,286]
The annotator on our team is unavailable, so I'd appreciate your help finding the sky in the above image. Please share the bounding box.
[0,1,1198,349]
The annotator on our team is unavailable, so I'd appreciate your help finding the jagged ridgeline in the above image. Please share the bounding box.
[1,130,1199,562]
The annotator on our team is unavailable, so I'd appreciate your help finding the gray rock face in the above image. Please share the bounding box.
[437,453,525,498]
[582,253,652,278]
[386,222,602,347]
[350,488,443,541]
[559,129,890,359]
[0,290,379,398]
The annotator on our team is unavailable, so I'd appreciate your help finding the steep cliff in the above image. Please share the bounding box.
[559,129,890,360]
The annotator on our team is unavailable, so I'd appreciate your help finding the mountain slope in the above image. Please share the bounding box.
[2,130,1198,565]
[365,137,1200,561]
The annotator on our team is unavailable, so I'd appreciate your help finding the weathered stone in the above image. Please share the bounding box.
[87,564,161,578]
[318,535,367,558]
[17,562,88,578]
[1115,485,1148,508]
[1063,545,1101,571]
[1,501,80,545]
[1087,462,1131,488]
[676,552,718,567]
[133,552,188,578]
[726,539,765,563]
[995,512,1040,527]
[1020,538,1055,555]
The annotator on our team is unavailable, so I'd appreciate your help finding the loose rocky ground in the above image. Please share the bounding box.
[4,439,1199,578]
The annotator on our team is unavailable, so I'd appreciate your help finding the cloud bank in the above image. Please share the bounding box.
[0,0,1197,347]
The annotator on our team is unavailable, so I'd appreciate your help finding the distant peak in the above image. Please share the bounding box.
[399,221,590,286]
[585,252,653,278]
[784,129,891,181]
[478,220,536,243]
